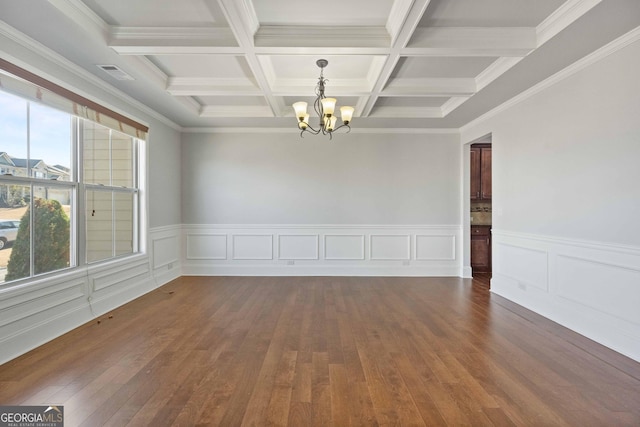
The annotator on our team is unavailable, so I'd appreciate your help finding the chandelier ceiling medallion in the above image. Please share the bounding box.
[292,59,354,139]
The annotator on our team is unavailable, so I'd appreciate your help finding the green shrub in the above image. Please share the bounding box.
[6,198,70,281]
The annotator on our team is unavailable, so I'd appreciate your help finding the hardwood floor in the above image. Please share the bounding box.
[1,276,639,426]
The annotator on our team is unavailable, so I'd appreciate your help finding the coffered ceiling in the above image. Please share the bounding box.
[1,0,638,131]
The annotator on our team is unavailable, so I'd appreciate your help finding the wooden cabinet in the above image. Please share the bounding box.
[470,145,491,200]
[471,226,491,273]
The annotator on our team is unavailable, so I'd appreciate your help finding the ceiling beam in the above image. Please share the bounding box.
[109,27,241,55]
[386,0,417,46]
[360,0,433,118]
[254,25,390,48]
[216,0,280,117]
[107,26,536,57]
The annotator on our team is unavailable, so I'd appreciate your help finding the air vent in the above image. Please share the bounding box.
[97,64,134,81]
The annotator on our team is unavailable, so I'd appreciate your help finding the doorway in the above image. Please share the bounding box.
[469,138,492,281]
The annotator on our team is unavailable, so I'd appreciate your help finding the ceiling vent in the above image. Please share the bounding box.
[97,65,134,81]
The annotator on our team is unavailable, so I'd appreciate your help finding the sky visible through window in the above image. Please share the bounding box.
[0,90,71,169]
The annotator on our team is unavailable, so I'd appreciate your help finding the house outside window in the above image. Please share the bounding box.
[0,86,143,285]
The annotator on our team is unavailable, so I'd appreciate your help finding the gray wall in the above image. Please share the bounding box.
[148,123,182,228]
[463,37,640,246]
[181,132,461,225]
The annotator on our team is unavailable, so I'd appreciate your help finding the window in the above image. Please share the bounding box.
[0,85,143,285]
[83,121,138,263]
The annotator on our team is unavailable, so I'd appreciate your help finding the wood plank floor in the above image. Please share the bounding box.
[1,276,639,426]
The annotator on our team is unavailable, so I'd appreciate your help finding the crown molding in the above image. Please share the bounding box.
[0,21,181,132]
[123,55,168,88]
[461,25,640,135]
[255,25,390,48]
[110,26,235,41]
[440,97,469,117]
[174,96,201,116]
[537,0,602,47]
[109,26,239,55]
[474,56,523,91]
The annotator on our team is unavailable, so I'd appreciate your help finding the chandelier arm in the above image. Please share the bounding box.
[332,123,351,134]
[301,124,322,135]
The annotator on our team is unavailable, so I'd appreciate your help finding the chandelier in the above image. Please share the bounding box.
[292,59,354,138]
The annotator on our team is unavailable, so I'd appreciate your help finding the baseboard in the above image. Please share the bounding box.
[461,266,473,278]
[182,263,461,277]
[153,265,182,286]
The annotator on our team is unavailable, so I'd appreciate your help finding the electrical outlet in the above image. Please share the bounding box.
[518,282,526,291]
[168,262,173,269]
[287,260,295,265]
[402,260,410,266]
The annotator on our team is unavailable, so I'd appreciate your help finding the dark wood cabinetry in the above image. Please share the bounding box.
[471,226,491,273]
[471,145,491,200]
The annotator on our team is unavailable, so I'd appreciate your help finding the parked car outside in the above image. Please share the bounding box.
[0,220,20,249]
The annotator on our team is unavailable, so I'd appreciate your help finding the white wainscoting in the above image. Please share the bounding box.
[0,254,158,365]
[182,224,462,276]
[324,235,365,260]
[0,225,183,365]
[150,225,182,285]
[491,230,640,362]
